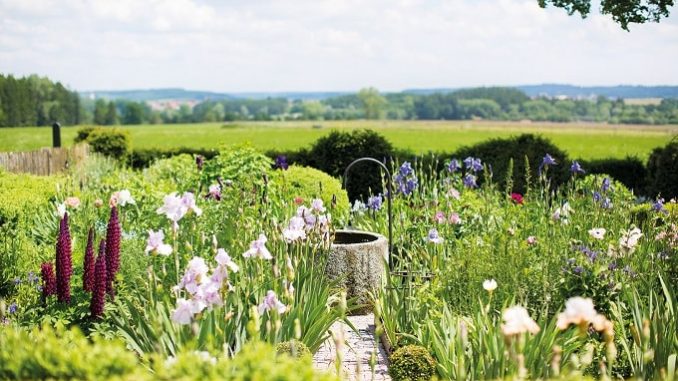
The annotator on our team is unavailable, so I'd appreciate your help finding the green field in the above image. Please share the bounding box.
[1,120,676,160]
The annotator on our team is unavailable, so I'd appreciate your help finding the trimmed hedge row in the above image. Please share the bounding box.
[79,126,677,200]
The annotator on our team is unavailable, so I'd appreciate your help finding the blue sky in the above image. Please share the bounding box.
[1,0,677,92]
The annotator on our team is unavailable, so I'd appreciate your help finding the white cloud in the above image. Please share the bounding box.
[0,0,676,91]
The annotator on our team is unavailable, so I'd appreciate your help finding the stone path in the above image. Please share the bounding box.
[313,314,391,381]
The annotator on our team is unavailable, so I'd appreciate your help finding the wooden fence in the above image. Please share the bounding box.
[0,144,89,176]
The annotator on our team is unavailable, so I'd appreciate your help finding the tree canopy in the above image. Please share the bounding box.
[538,0,674,30]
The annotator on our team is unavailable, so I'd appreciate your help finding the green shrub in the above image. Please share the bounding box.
[275,340,312,359]
[646,140,678,199]
[305,129,394,200]
[201,145,272,188]
[74,127,130,158]
[388,344,436,381]
[582,156,647,194]
[0,324,140,380]
[453,134,570,194]
[269,165,350,223]
[128,147,219,169]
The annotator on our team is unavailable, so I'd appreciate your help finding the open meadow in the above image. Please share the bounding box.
[1,120,676,159]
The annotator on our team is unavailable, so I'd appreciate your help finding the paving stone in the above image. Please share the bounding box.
[313,314,390,381]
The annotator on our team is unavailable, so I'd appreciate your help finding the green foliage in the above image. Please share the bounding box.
[0,324,139,380]
[389,344,437,381]
[454,134,570,193]
[269,165,350,223]
[201,144,272,187]
[129,147,219,169]
[74,126,130,158]
[538,0,674,30]
[276,340,312,359]
[306,129,394,200]
[646,140,678,199]
[582,156,647,193]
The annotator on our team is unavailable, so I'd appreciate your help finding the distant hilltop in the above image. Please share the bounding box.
[82,84,678,102]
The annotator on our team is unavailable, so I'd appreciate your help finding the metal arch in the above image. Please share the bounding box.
[343,157,393,270]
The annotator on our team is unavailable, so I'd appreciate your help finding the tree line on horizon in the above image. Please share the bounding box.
[2,74,678,127]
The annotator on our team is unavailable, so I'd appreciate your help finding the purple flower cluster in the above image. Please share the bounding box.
[463,157,483,173]
[592,177,613,209]
[40,262,56,299]
[447,159,461,173]
[570,160,585,175]
[463,174,477,188]
[395,162,418,196]
[55,213,73,303]
[574,245,599,263]
[652,198,669,214]
[83,227,95,293]
[538,154,557,176]
[367,194,383,211]
[275,155,289,170]
[105,206,121,297]
[90,239,107,319]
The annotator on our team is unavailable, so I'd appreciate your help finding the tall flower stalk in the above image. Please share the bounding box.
[83,227,95,292]
[55,213,73,303]
[105,206,121,297]
[90,239,107,319]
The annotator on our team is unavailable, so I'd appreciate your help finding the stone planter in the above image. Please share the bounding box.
[326,230,388,312]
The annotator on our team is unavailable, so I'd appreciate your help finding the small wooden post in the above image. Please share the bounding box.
[52,122,61,148]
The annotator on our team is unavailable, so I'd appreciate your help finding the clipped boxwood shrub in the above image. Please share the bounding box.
[201,145,272,188]
[276,340,312,359]
[388,344,436,381]
[305,129,394,201]
[269,165,350,223]
[646,140,678,199]
[453,134,570,194]
[74,126,130,158]
[582,156,647,194]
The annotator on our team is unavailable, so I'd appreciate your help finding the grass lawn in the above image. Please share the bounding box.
[1,120,676,160]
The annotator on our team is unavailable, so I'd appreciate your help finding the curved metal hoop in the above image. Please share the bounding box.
[343,157,393,270]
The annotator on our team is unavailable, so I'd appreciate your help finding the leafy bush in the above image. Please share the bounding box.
[0,324,139,380]
[269,165,350,223]
[201,145,272,188]
[389,344,436,381]
[646,140,678,199]
[305,129,394,200]
[128,147,219,169]
[74,127,130,158]
[276,340,312,359]
[453,134,570,193]
[582,156,647,194]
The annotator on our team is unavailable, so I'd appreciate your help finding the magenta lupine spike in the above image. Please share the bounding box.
[90,239,107,319]
[105,206,121,297]
[83,227,95,292]
[55,213,73,303]
[40,262,56,298]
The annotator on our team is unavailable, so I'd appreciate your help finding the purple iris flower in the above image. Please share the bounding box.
[275,155,289,170]
[570,161,585,174]
[601,177,611,192]
[447,159,461,173]
[463,174,477,188]
[395,162,417,196]
[652,198,668,214]
[601,197,613,209]
[399,162,414,177]
[608,262,618,271]
[8,302,17,314]
[538,153,557,175]
[27,272,38,284]
[463,157,483,173]
[573,266,584,275]
[593,191,602,203]
[367,194,383,211]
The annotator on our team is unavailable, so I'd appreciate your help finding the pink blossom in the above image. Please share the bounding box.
[172,298,202,325]
[65,197,81,209]
[145,229,172,256]
[311,198,326,213]
[283,216,307,243]
[527,236,537,245]
[243,234,272,260]
[181,192,202,216]
[434,211,446,224]
[449,213,461,225]
[258,290,287,315]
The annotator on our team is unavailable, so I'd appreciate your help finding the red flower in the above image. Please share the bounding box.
[90,239,107,319]
[511,193,524,205]
[40,262,56,298]
[83,227,95,293]
[55,213,72,303]
[294,197,304,205]
[105,206,121,297]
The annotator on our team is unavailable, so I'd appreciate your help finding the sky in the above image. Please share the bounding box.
[1,0,677,92]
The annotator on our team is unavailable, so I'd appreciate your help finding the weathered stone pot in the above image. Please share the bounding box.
[326,230,388,312]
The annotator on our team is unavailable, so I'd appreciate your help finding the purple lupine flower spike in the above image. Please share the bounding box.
[83,227,95,293]
[55,213,73,303]
[41,262,56,298]
[105,206,121,297]
[90,239,107,319]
